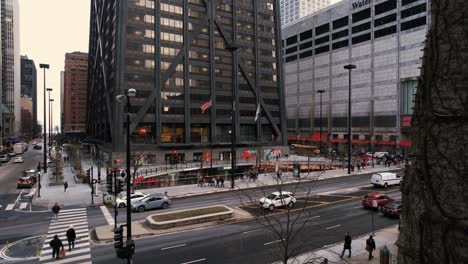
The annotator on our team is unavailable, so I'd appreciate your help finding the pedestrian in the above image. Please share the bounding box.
[220,177,224,188]
[66,225,76,252]
[215,177,220,188]
[211,177,216,187]
[366,235,376,260]
[64,181,68,192]
[340,232,352,258]
[49,235,64,260]
[357,163,361,172]
[276,169,282,180]
[52,203,61,222]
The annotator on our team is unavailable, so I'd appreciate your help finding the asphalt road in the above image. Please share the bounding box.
[90,189,401,264]
[91,169,400,227]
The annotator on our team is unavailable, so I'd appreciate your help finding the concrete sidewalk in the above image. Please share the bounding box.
[280,225,399,264]
[138,164,399,199]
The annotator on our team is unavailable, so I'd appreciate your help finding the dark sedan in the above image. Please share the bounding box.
[17,176,34,188]
[381,202,402,218]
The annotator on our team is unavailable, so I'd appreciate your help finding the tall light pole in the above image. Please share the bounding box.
[344,64,356,174]
[317,90,325,155]
[50,98,54,153]
[39,64,49,175]
[47,88,52,157]
[116,88,136,262]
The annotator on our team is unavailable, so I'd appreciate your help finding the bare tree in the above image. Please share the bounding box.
[397,1,468,263]
[233,166,329,264]
[130,152,146,192]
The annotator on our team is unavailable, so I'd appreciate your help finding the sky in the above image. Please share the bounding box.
[19,0,90,131]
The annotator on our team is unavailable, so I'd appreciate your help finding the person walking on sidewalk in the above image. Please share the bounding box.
[52,203,61,222]
[220,177,224,188]
[66,225,76,252]
[366,235,376,260]
[49,235,64,260]
[340,232,352,258]
[64,181,68,192]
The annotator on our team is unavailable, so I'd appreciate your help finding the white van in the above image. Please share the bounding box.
[371,172,401,187]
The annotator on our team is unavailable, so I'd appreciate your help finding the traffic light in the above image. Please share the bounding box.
[115,179,125,194]
[37,162,41,172]
[113,226,124,249]
[84,169,91,183]
[106,173,113,194]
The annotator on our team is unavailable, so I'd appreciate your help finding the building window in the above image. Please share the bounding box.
[332,39,348,50]
[286,46,297,54]
[300,30,313,41]
[374,13,397,27]
[285,55,297,62]
[332,29,348,40]
[286,35,297,45]
[352,8,371,23]
[401,80,417,115]
[401,16,426,31]
[315,23,330,36]
[315,35,329,45]
[375,0,397,16]
[315,45,329,54]
[299,41,313,50]
[352,22,371,34]
[352,33,371,44]
[374,25,397,38]
[402,0,420,6]
[333,16,349,30]
[401,3,427,19]
[299,50,313,59]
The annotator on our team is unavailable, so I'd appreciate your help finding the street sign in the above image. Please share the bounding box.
[372,200,378,208]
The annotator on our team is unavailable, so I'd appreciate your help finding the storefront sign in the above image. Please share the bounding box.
[401,115,412,127]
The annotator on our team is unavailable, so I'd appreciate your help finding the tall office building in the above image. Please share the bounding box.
[87,0,286,165]
[280,0,331,26]
[282,0,429,154]
[1,0,20,140]
[63,52,88,135]
[20,55,37,137]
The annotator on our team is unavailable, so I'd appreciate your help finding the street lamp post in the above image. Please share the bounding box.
[49,98,54,156]
[344,64,356,175]
[116,88,136,262]
[317,90,325,156]
[39,64,49,175]
[46,88,52,157]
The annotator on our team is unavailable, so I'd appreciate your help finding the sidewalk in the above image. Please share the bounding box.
[280,225,399,264]
[138,164,399,199]
[34,160,100,208]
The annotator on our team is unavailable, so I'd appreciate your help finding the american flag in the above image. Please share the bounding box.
[201,99,212,114]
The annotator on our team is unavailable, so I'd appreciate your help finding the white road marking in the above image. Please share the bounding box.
[353,206,363,208]
[264,239,282,246]
[19,202,28,209]
[243,229,261,234]
[161,244,187,250]
[14,189,24,204]
[180,258,206,264]
[100,205,115,226]
[39,247,91,261]
[60,208,87,213]
[52,253,92,264]
[325,224,341,230]
[5,204,15,211]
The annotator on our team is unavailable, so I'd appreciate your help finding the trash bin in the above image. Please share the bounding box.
[380,245,389,264]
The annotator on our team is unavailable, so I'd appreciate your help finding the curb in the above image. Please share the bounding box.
[0,235,42,262]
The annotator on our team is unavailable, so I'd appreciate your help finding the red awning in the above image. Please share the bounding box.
[399,140,412,147]
[375,141,396,145]
[310,131,328,142]
[330,138,348,143]
[134,176,145,183]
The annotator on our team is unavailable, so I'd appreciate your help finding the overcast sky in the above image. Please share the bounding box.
[19,0,90,131]
[19,0,344,131]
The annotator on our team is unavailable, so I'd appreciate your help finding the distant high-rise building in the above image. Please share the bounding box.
[20,55,37,137]
[87,0,287,166]
[60,70,64,134]
[1,0,21,141]
[63,52,88,135]
[280,0,331,26]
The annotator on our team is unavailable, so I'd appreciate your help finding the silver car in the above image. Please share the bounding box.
[131,194,171,213]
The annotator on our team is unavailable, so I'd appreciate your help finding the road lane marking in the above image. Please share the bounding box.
[100,205,115,226]
[51,253,92,264]
[60,208,87,213]
[353,206,363,208]
[19,202,28,209]
[325,224,341,230]
[180,258,206,264]
[243,229,261,234]
[5,204,15,210]
[14,189,24,204]
[161,244,187,250]
[264,239,282,246]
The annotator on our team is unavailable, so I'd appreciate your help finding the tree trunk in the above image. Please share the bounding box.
[397,1,468,263]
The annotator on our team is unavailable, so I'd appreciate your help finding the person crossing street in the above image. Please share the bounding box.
[66,225,76,252]
[52,203,61,222]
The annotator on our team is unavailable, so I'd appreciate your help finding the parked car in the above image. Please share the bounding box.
[381,202,402,218]
[8,152,17,157]
[371,172,401,188]
[0,154,10,163]
[132,194,171,212]
[33,145,42,150]
[14,156,24,163]
[17,176,34,188]
[116,192,149,208]
[361,193,394,211]
[366,152,389,158]
[258,191,297,211]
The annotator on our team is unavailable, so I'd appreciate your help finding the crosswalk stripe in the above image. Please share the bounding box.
[49,222,88,231]
[44,233,88,244]
[39,248,91,261]
[5,204,15,210]
[47,253,92,264]
[41,242,90,254]
[19,202,28,209]
[58,211,87,216]
[52,216,87,224]
[60,208,87,213]
[99,206,114,226]
[56,213,87,220]
[46,227,88,239]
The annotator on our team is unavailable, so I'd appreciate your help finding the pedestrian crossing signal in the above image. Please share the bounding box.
[106,173,113,194]
[113,226,123,249]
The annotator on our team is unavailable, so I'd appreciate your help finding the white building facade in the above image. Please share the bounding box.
[280,0,331,26]
[282,0,429,154]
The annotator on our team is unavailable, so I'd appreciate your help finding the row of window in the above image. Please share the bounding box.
[284,16,426,61]
[285,1,426,45]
